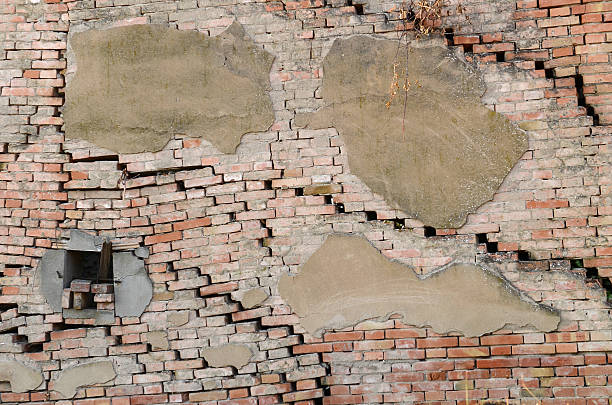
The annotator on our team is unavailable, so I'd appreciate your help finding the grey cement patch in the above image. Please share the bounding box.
[0,360,43,393]
[278,235,560,337]
[239,288,269,309]
[113,252,153,317]
[39,249,67,312]
[52,361,116,398]
[202,344,253,368]
[62,309,115,325]
[134,246,149,259]
[66,229,105,252]
[295,37,528,228]
[64,22,275,154]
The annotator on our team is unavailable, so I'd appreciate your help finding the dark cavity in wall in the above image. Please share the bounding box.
[574,74,600,126]
[444,28,454,45]
[572,260,612,303]
[347,0,364,15]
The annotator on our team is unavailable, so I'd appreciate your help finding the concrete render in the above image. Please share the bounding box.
[278,235,560,337]
[113,252,153,317]
[64,22,275,154]
[39,249,67,312]
[52,361,116,398]
[202,344,254,368]
[0,360,43,393]
[296,37,528,228]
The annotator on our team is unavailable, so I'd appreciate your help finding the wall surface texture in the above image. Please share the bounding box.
[0,0,611,404]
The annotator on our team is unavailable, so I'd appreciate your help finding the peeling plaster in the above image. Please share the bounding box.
[295,37,528,228]
[278,235,560,337]
[64,22,275,154]
[202,344,254,368]
[52,361,116,398]
[0,360,43,393]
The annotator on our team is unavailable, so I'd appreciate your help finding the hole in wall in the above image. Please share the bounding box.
[534,60,545,70]
[517,250,530,261]
[336,203,345,213]
[495,51,505,62]
[463,44,473,53]
[575,74,600,126]
[423,226,436,237]
[365,211,377,221]
[444,28,454,45]
[486,241,498,253]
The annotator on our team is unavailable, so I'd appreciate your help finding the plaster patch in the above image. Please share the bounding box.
[239,288,269,309]
[113,252,153,317]
[278,235,559,337]
[145,331,169,351]
[52,361,116,398]
[202,344,253,368]
[39,249,67,312]
[296,37,528,228]
[64,22,274,154]
[0,360,43,393]
[168,311,190,328]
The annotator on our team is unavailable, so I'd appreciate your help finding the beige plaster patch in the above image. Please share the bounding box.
[296,37,528,228]
[202,344,253,368]
[0,360,43,393]
[64,22,274,154]
[52,361,116,398]
[278,235,559,337]
[239,288,269,309]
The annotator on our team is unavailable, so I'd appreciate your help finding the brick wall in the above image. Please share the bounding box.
[0,0,611,403]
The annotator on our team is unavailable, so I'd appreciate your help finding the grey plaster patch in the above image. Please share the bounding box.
[62,309,115,325]
[239,288,269,309]
[0,360,44,393]
[66,229,105,252]
[278,235,560,337]
[202,344,253,368]
[64,22,275,154]
[113,252,152,317]
[39,249,67,312]
[134,246,149,259]
[295,37,528,228]
[52,361,116,398]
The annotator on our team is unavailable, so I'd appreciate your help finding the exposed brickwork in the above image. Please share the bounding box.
[0,0,611,403]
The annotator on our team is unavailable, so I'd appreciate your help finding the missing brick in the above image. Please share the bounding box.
[462,43,473,53]
[423,226,436,237]
[486,241,498,253]
[517,250,530,261]
[444,27,454,45]
[365,211,377,221]
[495,51,505,62]
[575,74,600,126]
[347,0,364,15]
[336,203,345,213]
